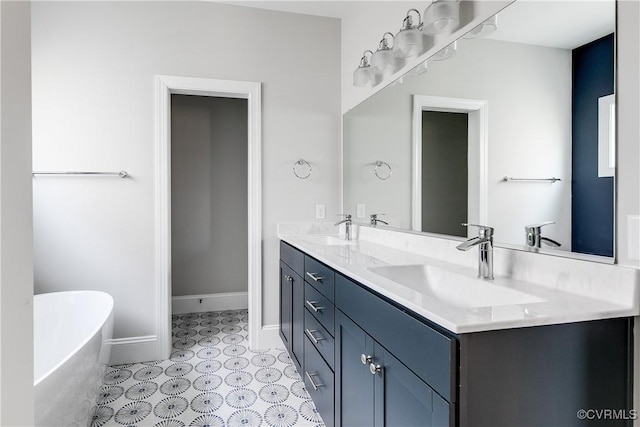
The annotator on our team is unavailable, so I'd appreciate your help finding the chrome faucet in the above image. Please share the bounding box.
[456,223,494,280]
[335,214,353,241]
[525,221,561,249]
[370,214,388,227]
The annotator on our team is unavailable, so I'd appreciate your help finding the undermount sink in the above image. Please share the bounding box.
[367,264,545,308]
[298,235,356,246]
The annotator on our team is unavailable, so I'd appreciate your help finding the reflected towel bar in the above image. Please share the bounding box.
[33,170,129,178]
[502,176,561,183]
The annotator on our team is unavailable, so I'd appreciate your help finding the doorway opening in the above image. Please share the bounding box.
[155,76,262,360]
[421,110,469,237]
[170,94,248,316]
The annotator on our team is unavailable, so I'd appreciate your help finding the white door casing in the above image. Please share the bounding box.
[155,75,262,359]
[412,95,489,234]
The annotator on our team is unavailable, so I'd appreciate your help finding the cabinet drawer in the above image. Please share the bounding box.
[280,241,304,276]
[304,337,334,427]
[305,282,334,336]
[335,274,457,403]
[304,308,335,370]
[304,255,335,301]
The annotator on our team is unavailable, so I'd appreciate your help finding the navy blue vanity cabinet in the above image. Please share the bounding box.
[457,317,633,427]
[281,241,633,427]
[279,242,305,372]
[303,254,336,427]
[335,274,454,427]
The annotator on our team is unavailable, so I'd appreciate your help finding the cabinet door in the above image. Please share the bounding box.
[373,343,451,427]
[291,269,304,372]
[335,311,374,427]
[279,262,293,350]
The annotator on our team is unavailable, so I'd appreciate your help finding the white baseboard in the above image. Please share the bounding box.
[172,292,248,314]
[107,335,159,366]
[108,301,276,365]
[107,324,282,365]
[255,324,285,352]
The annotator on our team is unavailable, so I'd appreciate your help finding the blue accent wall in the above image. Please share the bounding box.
[572,34,614,257]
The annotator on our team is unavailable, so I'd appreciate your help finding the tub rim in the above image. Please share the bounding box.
[34,290,114,386]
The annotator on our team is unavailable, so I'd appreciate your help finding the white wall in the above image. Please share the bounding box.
[617,0,640,269]
[0,1,34,425]
[616,1,640,420]
[31,1,341,359]
[171,95,248,297]
[344,38,572,247]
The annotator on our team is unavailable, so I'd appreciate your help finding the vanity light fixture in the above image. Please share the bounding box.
[371,32,402,77]
[394,9,426,58]
[431,41,457,61]
[464,14,498,39]
[353,50,376,87]
[422,0,461,36]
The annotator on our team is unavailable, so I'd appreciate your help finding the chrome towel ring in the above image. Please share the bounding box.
[293,159,312,179]
[374,161,392,180]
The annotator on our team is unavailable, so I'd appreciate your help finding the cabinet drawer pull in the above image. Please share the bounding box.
[369,363,383,375]
[306,272,324,282]
[305,328,324,344]
[360,354,373,365]
[305,300,324,312]
[284,275,293,281]
[305,371,324,391]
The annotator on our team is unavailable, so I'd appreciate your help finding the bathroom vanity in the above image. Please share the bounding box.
[278,227,637,427]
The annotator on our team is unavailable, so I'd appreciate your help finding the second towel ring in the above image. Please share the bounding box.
[374,161,392,180]
[293,158,312,179]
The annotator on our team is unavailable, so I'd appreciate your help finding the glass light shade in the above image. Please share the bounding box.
[394,27,425,58]
[371,48,400,76]
[431,41,457,61]
[464,14,498,39]
[422,0,460,35]
[353,65,375,87]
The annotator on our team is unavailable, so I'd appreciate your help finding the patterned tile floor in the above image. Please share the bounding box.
[90,310,326,427]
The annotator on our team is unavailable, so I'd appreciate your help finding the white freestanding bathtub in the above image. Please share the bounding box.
[34,291,114,427]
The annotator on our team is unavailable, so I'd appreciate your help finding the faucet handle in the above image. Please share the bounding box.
[370,213,388,226]
[525,221,555,232]
[337,213,352,220]
[462,223,494,237]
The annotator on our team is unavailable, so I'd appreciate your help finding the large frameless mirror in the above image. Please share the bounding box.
[343,0,616,261]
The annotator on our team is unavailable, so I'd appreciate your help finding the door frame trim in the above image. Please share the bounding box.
[155,75,262,359]
[412,95,488,233]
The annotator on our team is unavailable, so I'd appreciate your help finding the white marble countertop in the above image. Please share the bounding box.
[278,224,639,334]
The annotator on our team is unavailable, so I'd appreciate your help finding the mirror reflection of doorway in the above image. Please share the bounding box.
[411,95,488,236]
[421,111,469,237]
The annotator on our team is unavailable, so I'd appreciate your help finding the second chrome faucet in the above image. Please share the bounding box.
[456,223,494,280]
[335,214,353,241]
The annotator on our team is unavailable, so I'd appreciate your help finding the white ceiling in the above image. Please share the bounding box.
[488,1,615,50]
[217,0,616,50]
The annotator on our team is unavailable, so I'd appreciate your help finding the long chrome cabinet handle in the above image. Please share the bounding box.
[305,300,324,312]
[305,328,324,344]
[306,272,324,282]
[305,371,324,391]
